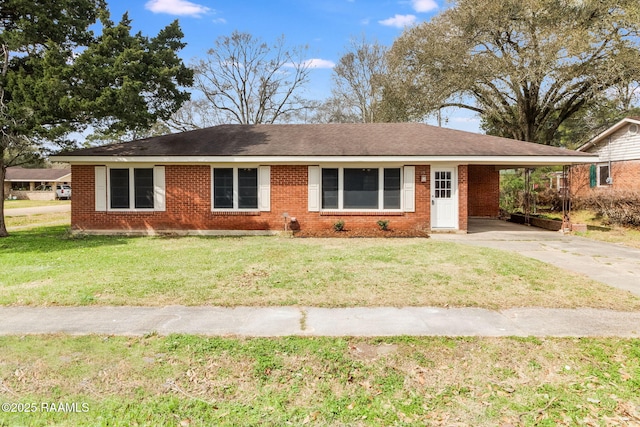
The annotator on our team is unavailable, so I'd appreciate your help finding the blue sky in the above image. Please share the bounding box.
[106,0,480,132]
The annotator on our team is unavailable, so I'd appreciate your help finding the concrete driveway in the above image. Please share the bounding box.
[432,218,640,296]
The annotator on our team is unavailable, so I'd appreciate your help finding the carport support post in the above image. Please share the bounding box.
[561,165,571,232]
[524,168,533,226]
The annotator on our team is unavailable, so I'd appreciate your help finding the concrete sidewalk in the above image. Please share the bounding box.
[1,306,639,337]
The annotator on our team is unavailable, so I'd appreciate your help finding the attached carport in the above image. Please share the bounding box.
[463,155,597,233]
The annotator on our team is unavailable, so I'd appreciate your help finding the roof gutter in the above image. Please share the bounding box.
[50,154,599,166]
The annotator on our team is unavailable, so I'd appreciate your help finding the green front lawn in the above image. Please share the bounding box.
[1,226,638,310]
[542,209,640,249]
[1,335,639,426]
[5,212,70,230]
[4,200,71,209]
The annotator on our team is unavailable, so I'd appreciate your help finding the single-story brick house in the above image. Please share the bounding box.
[572,117,640,196]
[50,123,596,235]
[4,167,72,200]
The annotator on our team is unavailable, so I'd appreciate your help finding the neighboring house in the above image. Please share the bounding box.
[50,123,596,235]
[4,167,72,201]
[573,117,640,196]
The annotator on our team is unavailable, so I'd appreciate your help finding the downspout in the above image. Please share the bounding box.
[607,137,612,186]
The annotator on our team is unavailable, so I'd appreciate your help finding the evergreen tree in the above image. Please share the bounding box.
[0,0,193,236]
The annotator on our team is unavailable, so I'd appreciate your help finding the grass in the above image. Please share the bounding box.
[534,209,640,249]
[0,335,638,426]
[2,217,639,425]
[5,212,71,230]
[1,226,639,310]
[566,210,640,249]
[4,200,71,209]
[4,200,71,231]
[576,228,640,250]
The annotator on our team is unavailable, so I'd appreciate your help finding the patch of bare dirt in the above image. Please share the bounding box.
[349,342,399,360]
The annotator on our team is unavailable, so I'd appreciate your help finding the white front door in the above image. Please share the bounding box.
[431,167,458,229]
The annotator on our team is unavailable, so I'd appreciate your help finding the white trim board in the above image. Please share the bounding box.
[51,155,598,165]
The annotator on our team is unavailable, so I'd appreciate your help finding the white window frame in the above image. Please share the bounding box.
[211,165,269,212]
[318,165,405,212]
[597,163,611,187]
[106,165,162,212]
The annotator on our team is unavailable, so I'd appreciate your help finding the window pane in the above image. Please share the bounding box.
[238,168,258,209]
[344,168,378,209]
[599,165,610,186]
[434,170,453,199]
[214,168,233,208]
[134,169,154,209]
[110,169,130,209]
[322,168,338,209]
[384,168,401,209]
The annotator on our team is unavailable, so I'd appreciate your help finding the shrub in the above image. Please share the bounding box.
[536,188,568,212]
[500,170,525,212]
[576,191,640,228]
[500,168,566,213]
[377,220,389,231]
[333,220,345,232]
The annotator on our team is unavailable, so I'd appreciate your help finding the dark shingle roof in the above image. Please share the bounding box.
[5,167,71,181]
[58,123,590,157]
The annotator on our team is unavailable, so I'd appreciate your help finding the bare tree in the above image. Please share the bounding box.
[189,31,311,125]
[331,35,389,123]
[165,99,224,132]
[303,97,361,124]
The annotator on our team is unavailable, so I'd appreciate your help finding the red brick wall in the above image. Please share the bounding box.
[571,160,640,197]
[467,165,500,217]
[71,164,438,233]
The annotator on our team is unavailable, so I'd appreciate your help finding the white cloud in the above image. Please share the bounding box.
[145,0,210,17]
[412,0,438,12]
[212,17,227,24]
[379,14,417,28]
[302,59,336,69]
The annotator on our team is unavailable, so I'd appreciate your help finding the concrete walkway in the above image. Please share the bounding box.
[1,306,639,337]
[432,219,640,297]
